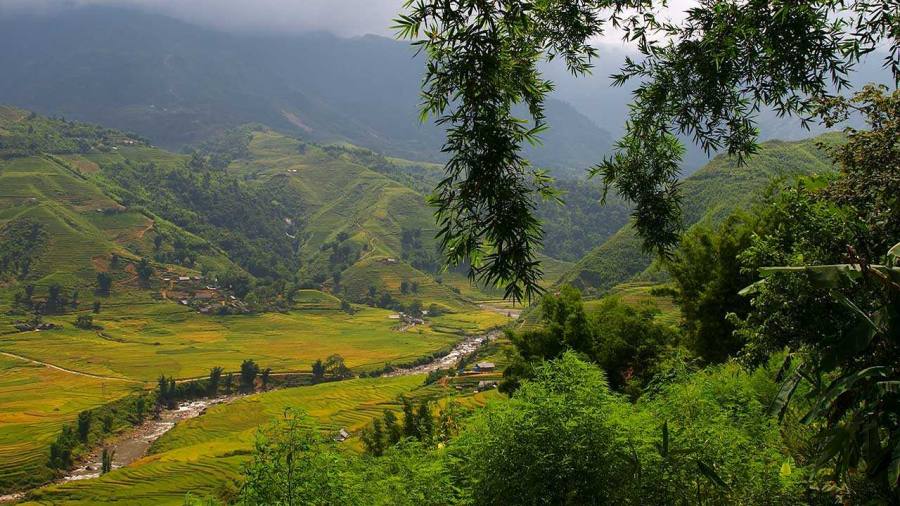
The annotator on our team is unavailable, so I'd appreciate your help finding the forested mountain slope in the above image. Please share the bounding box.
[0,108,479,311]
[560,134,843,293]
[0,107,238,293]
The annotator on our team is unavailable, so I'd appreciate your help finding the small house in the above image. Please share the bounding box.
[475,362,496,372]
[476,380,498,392]
[334,428,351,442]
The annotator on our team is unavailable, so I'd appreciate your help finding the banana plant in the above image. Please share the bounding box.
[746,242,899,489]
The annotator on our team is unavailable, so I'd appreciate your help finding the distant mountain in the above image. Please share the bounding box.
[559,133,843,294]
[0,6,613,176]
[542,45,893,176]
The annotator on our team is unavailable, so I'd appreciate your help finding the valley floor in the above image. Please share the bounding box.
[0,298,509,500]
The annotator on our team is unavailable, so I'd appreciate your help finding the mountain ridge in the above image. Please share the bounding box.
[0,6,614,176]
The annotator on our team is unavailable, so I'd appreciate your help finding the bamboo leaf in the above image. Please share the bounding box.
[738,279,765,296]
[698,460,730,490]
[876,381,900,395]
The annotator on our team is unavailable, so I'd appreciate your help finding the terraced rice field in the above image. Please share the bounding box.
[21,375,428,505]
[0,155,232,290]
[0,299,506,494]
[600,282,681,328]
[0,304,503,382]
[0,356,137,493]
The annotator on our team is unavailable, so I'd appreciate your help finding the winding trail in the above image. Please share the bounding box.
[0,351,142,383]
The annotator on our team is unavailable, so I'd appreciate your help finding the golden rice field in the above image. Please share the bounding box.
[0,303,507,382]
[21,374,500,505]
[0,299,508,495]
[0,356,137,492]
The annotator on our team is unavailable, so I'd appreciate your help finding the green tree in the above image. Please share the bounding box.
[401,397,418,439]
[168,378,177,409]
[324,354,349,378]
[415,402,434,445]
[397,0,898,300]
[101,448,115,475]
[46,283,65,313]
[239,409,356,505]
[311,359,326,382]
[361,419,386,457]
[240,359,259,392]
[92,300,101,313]
[224,373,234,395]
[74,314,93,330]
[136,258,153,286]
[76,410,91,442]
[48,425,77,469]
[260,367,272,390]
[383,410,402,445]
[208,366,223,396]
[503,287,678,395]
[96,271,112,295]
[666,214,758,362]
[590,297,679,393]
[734,87,900,495]
[133,396,146,424]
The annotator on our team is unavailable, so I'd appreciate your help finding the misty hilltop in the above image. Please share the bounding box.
[0,6,614,175]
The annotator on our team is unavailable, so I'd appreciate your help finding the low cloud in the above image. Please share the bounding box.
[0,0,696,42]
[0,0,406,36]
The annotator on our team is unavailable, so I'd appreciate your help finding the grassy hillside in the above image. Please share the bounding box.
[220,129,486,308]
[0,108,494,307]
[0,157,235,294]
[559,134,843,293]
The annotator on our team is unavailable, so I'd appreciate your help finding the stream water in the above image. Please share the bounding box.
[383,330,501,377]
[64,396,236,481]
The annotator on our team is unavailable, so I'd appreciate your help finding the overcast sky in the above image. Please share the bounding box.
[0,0,694,44]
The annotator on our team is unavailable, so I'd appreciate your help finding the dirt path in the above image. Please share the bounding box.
[135,220,155,240]
[0,351,142,383]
